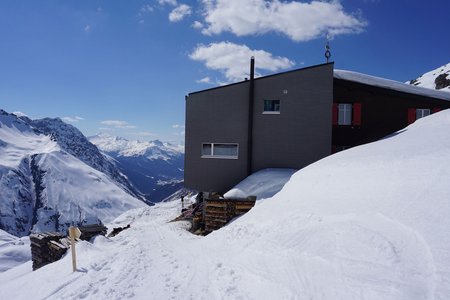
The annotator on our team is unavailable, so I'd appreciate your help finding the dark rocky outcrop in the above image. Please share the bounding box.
[435,73,450,90]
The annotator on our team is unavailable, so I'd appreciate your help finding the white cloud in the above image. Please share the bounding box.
[196,76,212,84]
[190,41,295,82]
[172,124,185,129]
[138,4,154,22]
[169,4,192,22]
[84,25,91,32]
[62,116,84,123]
[139,4,154,15]
[192,21,204,29]
[199,0,366,42]
[100,120,137,129]
[158,0,177,6]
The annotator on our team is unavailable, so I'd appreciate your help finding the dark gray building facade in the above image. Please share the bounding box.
[185,61,450,194]
[185,63,334,192]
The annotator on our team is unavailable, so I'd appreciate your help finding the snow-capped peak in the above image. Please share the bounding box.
[0,110,59,168]
[0,110,146,237]
[89,133,184,161]
[408,62,450,92]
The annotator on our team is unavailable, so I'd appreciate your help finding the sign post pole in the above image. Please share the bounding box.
[69,226,81,272]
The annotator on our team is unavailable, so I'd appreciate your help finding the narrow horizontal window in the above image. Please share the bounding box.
[202,143,238,159]
[263,100,280,114]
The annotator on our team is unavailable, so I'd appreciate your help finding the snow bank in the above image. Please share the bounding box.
[0,230,30,272]
[224,168,296,200]
[2,111,450,299]
[220,109,450,298]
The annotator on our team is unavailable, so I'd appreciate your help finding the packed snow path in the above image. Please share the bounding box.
[0,200,441,299]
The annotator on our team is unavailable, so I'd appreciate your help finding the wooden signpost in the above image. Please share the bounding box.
[68,226,81,272]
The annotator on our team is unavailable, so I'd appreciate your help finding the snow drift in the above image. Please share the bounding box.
[2,110,450,299]
[0,230,30,272]
[224,168,296,200]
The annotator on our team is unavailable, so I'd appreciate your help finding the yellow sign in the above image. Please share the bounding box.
[70,227,81,239]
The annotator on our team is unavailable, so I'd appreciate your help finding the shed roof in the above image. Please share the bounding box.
[334,69,450,101]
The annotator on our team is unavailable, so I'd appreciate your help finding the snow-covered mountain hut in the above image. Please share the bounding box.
[184,60,450,194]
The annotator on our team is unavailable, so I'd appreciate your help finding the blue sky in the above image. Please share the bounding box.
[0,0,449,144]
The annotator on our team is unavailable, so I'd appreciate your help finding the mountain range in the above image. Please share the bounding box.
[88,134,184,202]
[0,110,148,237]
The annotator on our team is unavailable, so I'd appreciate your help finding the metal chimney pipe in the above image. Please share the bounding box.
[247,57,255,176]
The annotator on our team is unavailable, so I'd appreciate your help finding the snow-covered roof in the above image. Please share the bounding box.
[334,69,450,101]
[224,168,297,200]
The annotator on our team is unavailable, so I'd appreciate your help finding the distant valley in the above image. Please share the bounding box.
[89,134,184,202]
[0,110,184,236]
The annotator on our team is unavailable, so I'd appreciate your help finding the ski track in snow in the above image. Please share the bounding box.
[22,204,200,300]
[0,200,443,300]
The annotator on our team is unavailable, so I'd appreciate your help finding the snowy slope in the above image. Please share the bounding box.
[0,110,146,237]
[0,230,30,272]
[28,118,144,200]
[89,133,184,202]
[408,62,450,92]
[2,110,450,299]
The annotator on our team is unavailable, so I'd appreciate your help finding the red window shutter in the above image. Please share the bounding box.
[408,108,416,124]
[432,108,441,114]
[353,103,362,125]
[332,103,338,125]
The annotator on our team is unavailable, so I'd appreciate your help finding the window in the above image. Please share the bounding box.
[202,143,238,159]
[202,144,212,156]
[416,109,430,120]
[263,100,280,114]
[338,103,352,125]
[333,102,362,126]
[408,108,437,124]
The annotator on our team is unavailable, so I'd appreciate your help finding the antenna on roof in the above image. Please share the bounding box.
[325,38,331,63]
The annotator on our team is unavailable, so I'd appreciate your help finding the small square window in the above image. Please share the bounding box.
[202,144,212,156]
[416,109,430,120]
[338,103,352,125]
[263,100,280,114]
